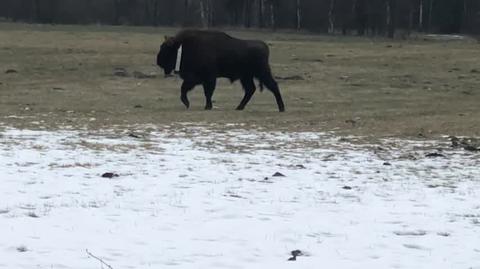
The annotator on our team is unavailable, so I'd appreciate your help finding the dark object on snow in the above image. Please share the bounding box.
[342,186,353,190]
[272,172,285,177]
[450,136,480,152]
[101,172,119,178]
[464,145,479,152]
[288,249,304,261]
[27,212,39,218]
[383,162,392,166]
[425,152,446,158]
[16,246,28,252]
[157,29,285,112]
[128,133,141,139]
[345,119,357,126]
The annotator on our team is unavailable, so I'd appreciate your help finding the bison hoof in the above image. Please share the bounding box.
[181,99,190,109]
[236,106,245,111]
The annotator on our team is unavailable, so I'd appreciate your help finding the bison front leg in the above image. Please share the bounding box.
[180,81,195,109]
[202,78,217,110]
[236,77,256,111]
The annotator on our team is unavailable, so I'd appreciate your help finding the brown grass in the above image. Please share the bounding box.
[0,23,479,138]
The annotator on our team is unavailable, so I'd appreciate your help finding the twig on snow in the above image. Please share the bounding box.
[86,249,114,269]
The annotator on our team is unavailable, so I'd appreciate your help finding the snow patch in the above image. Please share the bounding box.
[0,126,479,269]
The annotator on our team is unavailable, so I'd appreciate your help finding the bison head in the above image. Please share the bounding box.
[157,36,180,76]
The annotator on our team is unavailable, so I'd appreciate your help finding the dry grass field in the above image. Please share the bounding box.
[0,22,479,137]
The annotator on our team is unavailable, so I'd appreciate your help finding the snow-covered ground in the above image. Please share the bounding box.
[0,125,479,269]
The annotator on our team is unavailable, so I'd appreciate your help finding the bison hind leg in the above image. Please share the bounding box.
[236,77,257,111]
[259,74,285,112]
[255,78,264,92]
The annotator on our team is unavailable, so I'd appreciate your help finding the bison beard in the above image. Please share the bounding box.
[157,30,285,112]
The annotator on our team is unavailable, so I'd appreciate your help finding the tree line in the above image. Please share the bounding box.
[1,0,479,37]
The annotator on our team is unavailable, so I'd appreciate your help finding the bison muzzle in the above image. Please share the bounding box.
[157,29,285,112]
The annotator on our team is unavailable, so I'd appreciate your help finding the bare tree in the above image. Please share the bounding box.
[427,0,435,32]
[200,0,208,28]
[258,0,265,28]
[226,0,242,26]
[295,0,302,30]
[418,0,424,31]
[113,0,121,25]
[267,0,279,30]
[355,0,367,35]
[183,0,190,26]
[34,0,41,22]
[244,0,253,28]
[328,0,336,34]
[1,0,478,35]
[387,0,397,38]
[46,0,58,23]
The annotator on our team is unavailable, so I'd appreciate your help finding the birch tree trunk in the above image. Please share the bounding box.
[328,0,335,34]
[408,2,414,34]
[419,0,423,31]
[259,0,265,28]
[295,0,302,30]
[387,0,396,38]
[428,0,435,32]
[199,0,207,28]
[270,1,276,30]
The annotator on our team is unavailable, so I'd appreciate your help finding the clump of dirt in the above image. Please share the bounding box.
[450,136,480,152]
[5,69,18,74]
[101,172,119,178]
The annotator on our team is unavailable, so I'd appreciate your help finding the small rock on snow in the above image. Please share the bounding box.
[101,172,119,179]
[425,152,446,158]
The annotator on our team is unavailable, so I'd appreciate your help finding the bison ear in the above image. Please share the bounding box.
[164,35,169,41]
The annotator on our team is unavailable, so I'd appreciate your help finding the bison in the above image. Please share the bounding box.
[157,29,285,112]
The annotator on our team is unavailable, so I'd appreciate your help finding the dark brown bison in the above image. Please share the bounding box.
[157,29,285,112]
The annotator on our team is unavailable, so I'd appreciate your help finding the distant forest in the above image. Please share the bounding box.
[1,0,479,37]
